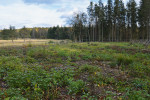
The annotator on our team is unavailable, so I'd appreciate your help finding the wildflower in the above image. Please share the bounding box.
[83,88,84,92]
[119,98,122,100]
[102,82,104,87]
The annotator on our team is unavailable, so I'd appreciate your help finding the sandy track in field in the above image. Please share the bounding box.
[0,39,66,47]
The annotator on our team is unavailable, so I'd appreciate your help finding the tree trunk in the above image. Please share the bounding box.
[12,39,14,43]
[112,24,113,42]
[93,25,94,42]
[99,22,101,42]
[102,21,103,42]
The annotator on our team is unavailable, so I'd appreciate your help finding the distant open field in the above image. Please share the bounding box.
[0,39,69,47]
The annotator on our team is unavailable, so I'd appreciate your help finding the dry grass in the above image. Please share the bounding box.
[0,39,67,47]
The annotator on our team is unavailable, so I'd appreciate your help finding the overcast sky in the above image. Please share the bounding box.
[0,0,140,29]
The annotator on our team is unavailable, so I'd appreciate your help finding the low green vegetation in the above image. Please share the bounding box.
[0,42,150,99]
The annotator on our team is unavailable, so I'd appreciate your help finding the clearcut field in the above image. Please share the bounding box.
[0,42,150,99]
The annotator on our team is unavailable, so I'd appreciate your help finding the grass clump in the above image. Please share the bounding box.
[117,54,133,66]
[27,47,49,59]
[78,64,101,74]
[109,54,133,68]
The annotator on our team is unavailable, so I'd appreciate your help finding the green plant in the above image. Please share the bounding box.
[4,70,52,99]
[6,96,27,100]
[131,78,150,90]
[88,72,104,84]
[129,62,150,77]
[78,64,101,74]
[116,55,133,66]
[27,47,49,59]
[96,53,113,61]
[0,56,23,78]
[81,54,93,60]
[105,91,116,100]
[50,68,75,87]
[124,89,150,100]
[68,80,86,95]
[48,41,54,44]
[22,56,36,63]
[0,88,23,99]
[60,40,65,44]
[27,42,32,47]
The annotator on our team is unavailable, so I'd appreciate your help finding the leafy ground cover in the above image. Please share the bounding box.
[0,42,150,100]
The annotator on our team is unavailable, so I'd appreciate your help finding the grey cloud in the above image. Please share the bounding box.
[23,0,62,4]
[60,15,70,19]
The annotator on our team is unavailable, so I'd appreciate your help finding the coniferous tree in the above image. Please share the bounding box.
[87,2,94,41]
[138,0,150,40]
[9,26,17,42]
[119,0,126,41]
[1,29,10,40]
[106,0,113,41]
[130,0,137,39]
[98,0,105,42]
[114,0,120,41]
[19,26,31,42]
[126,1,132,40]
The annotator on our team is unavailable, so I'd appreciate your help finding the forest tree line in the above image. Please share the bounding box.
[0,0,150,42]
[69,0,150,42]
[0,26,71,41]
